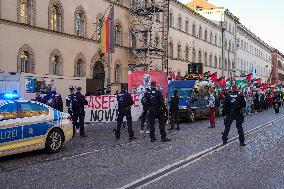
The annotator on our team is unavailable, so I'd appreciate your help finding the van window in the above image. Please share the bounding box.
[0,103,17,120]
[38,104,49,115]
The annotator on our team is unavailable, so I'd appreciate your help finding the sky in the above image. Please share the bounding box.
[178,0,284,53]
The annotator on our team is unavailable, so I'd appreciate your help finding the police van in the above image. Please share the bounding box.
[0,93,73,157]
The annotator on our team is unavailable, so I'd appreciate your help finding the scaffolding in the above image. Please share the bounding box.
[128,0,169,71]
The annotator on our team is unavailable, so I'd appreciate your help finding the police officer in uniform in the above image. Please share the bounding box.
[115,87,136,141]
[169,90,180,130]
[66,87,75,136]
[222,85,246,146]
[42,87,63,112]
[145,81,171,142]
[72,87,88,137]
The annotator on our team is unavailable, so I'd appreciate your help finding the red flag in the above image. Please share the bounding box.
[210,72,218,83]
[257,78,262,85]
[246,73,252,83]
[217,77,225,88]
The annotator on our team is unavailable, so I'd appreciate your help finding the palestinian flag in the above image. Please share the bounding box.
[209,72,218,83]
[217,76,226,88]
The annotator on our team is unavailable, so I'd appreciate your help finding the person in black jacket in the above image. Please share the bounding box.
[42,87,63,112]
[72,87,88,137]
[115,87,136,141]
[145,81,171,142]
[169,90,180,130]
[222,85,246,146]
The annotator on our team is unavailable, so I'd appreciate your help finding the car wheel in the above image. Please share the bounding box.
[45,128,64,154]
[189,111,196,123]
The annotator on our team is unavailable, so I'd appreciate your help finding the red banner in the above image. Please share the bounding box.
[128,71,168,97]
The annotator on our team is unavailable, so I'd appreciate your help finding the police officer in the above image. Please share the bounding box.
[72,87,88,137]
[222,85,246,146]
[169,90,180,131]
[66,87,75,136]
[140,88,150,133]
[42,86,63,112]
[145,81,171,142]
[115,87,136,141]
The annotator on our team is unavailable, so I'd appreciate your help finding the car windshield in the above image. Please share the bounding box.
[169,87,193,99]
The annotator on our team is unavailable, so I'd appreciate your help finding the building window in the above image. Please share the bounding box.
[169,42,173,58]
[225,59,227,70]
[185,19,189,33]
[169,12,173,27]
[204,52,208,66]
[154,35,159,47]
[198,50,202,63]
[156,12,160,22]
[199,26,202,39]
[20,52,31,73]
[130,28,137,48]
[192,48,196,63]
[219,57,222,68]
[210,32,213,43]
[17,44,35,73]
[204,30,208,41]
[177,44,182,59]
[192,24,196,37]
[177,16,182,30]
[75,58,85,77]
[224,38,227,49]
[49,49,62,76]
[214,34,217,45]
[229,41,231,51]
[209,54,212,67]
[97,16,103,41]
[114,64,121,83]
[18,0,34,25]
[115,23,122,45]
[49,0,63,32]
[185,46,189,61]
[214,56,217,68]
[74,6,87,37]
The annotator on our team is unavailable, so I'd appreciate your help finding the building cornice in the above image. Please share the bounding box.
[237,24,272,51]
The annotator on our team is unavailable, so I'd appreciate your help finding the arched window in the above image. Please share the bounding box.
[74,6,87,37]
[209,54,212,67]
[169,42,173,58]
[210,32,213,43]
[115,23,122,45]
[48,0,63,32]
[214,34,217,45]
[114,64,121,83]
[75,59,85,77]
[229,41,231,51]
[185,18,189,33]
[192,48,196,63]
[177,16,182,30]
[49,49,62,75]
[204,30,208,41]
[177,43,182,59]
[225,59,227,70]
[214,56,217,68]
[185,46,189,61]
[199,26,202,39]
[219,57,222,68]
[17,44,35,73]
[204,52,208,66]
[18,0,35,25]
[192,24,196,37]
[198,50,202,63]
[224,38,227,49]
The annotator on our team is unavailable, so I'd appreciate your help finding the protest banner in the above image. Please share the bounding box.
[128,70,168,97]
[85,94,143,123]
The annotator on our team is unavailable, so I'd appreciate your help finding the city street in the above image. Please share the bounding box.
[0,108,283,189]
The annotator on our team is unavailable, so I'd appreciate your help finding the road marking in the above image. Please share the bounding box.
[120,115,284,189]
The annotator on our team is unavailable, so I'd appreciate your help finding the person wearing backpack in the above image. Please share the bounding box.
[72,87,88,137]
[115,87,136,141]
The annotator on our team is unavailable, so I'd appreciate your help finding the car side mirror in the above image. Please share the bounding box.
[0,115,4,121]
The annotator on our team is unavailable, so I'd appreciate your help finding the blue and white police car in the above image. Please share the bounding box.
[0,93,73,157]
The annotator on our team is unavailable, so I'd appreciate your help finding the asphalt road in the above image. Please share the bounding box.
[0,108,283,189]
